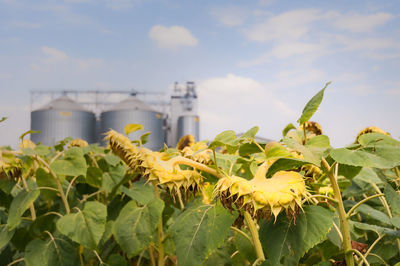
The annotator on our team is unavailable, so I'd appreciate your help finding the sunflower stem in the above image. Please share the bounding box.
[321,158,354,266]
[171,156,224,179]
[243,211,265,264]
[154,186,165,266]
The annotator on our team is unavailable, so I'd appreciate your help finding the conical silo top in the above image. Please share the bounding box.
[106,96,155,112]
[35,96,89,112]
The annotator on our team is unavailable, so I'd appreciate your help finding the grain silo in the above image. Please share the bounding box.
[30,96,96,146]
[100,95,165,150]
[177,115,199,141]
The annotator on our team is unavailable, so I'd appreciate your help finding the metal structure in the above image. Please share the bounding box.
[177,115,199,141]
[100,95,165,150]
[30,82,199,148]
[31,95,96,146]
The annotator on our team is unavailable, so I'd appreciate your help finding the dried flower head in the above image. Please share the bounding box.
[176,134,195,150]
[19,139,36,149]
[215,161,306,221]
[298,121,323,137]
[355,126,389,143]
[181,141,212,165]
[68,139,89,148]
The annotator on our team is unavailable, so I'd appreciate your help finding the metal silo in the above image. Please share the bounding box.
[177,115,199,142]
[100,96,165,150]
[31,96,96,146]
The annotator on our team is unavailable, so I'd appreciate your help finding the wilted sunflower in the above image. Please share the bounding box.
[105,129,204,198]
[141,151,203,196]
[19,139,36,149]
[215,161,306,221]
[68,139,89,148]
[0,154,22,180]
[298,121,323,138]
[355,126,389,143]
[181,141,212,165]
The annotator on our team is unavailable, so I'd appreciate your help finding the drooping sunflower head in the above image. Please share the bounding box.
[68,139,89,148]
[141,151,203,197]
[298,121,323,137]
[0,154,22,181]
[104,130,142,170]
[176,134,195,150]
[355,126,389,143]
[181,141,212,165]
[215,161,306,221]
[19,139,36,150]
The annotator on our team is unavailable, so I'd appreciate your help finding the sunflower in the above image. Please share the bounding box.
[68,139,89,148]
[298,121,323,138]
[215,161,306,220]
[19,139,36,149]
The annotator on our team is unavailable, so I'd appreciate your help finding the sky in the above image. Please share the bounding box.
[0,0,400,148]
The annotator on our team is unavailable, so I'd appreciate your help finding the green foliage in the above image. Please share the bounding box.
[0,84,399,265]
[260,206,334,266]
[170,200,237,266]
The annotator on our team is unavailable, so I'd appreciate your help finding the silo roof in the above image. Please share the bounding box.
[35,96,89,112]
[106,96,155,112]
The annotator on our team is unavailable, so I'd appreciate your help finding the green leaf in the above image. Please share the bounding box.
[56,201,107,249]
[283,137,320,165]
[169,200,237,266]
[104,153,121,166]
[239,126,259,142]
[35,168,58,201]
[297,82,331,125]
[265,142,293,160]
[102,164,125,193]
[7,189,40,230]
[140,132,151,145]
[351,221,400,237]
[86,166,103,188]
[124,123,144,136]
[259,205,334,266]
[358,133,400,147]
[266,158,310,178]
[50,147,87,176]
[0,117,7,123]
[282,123,296,137]
[0,224,15,250]
[209,130,238,151]
[121,181,155,205]
[106,254,127,266]
[25,237,79,266]
[355,204,391,226]
[384,183,400,217]
[330,147,400,169]
[113,198,164,258]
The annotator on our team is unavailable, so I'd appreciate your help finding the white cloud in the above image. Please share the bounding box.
[211,6,248,26]
[197,74,297,140]
[149,25,198,49]
[333,12,394,32]
[31,46,103,71]
[244,9,321,42]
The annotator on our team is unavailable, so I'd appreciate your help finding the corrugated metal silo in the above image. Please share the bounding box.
[177,115,199,142]
[100,96,165,150]
[31,96,96,146]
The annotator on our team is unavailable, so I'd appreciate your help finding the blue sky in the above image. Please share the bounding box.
[1,0,399,148]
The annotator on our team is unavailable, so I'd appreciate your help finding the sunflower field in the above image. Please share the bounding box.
[1,83,400,266]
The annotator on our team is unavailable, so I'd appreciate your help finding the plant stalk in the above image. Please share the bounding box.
[171,156,224,179]
[243,211,265,264]
[154,186,165,266]
[346,193,385,218]
[20,175,36,220]
[321,158,354,266]
[35,155,70,214]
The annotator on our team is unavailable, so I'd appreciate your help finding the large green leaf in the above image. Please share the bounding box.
[266,158,310,178]
[265,142,293,160]
[209,130,239,152]
[102,164,125,193]
[169,200,237,266]
[259,205,334,266]
[238,126,259,143]
[86,166,103,188]
[113,198,164,258]
[358,133,400,147]
[355,204,391,226]
[56,201,107,249]
[7,189,40,230]
[50,147,87,176]
[0,224,14,250]
[283,137,320,165]
[297,82,330,125]
[35,168,58,201]
[351,221,400,237]
[330,147,400,169]
[24,237,79,266]
[384,183,400,217]
[121,181,155,205]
